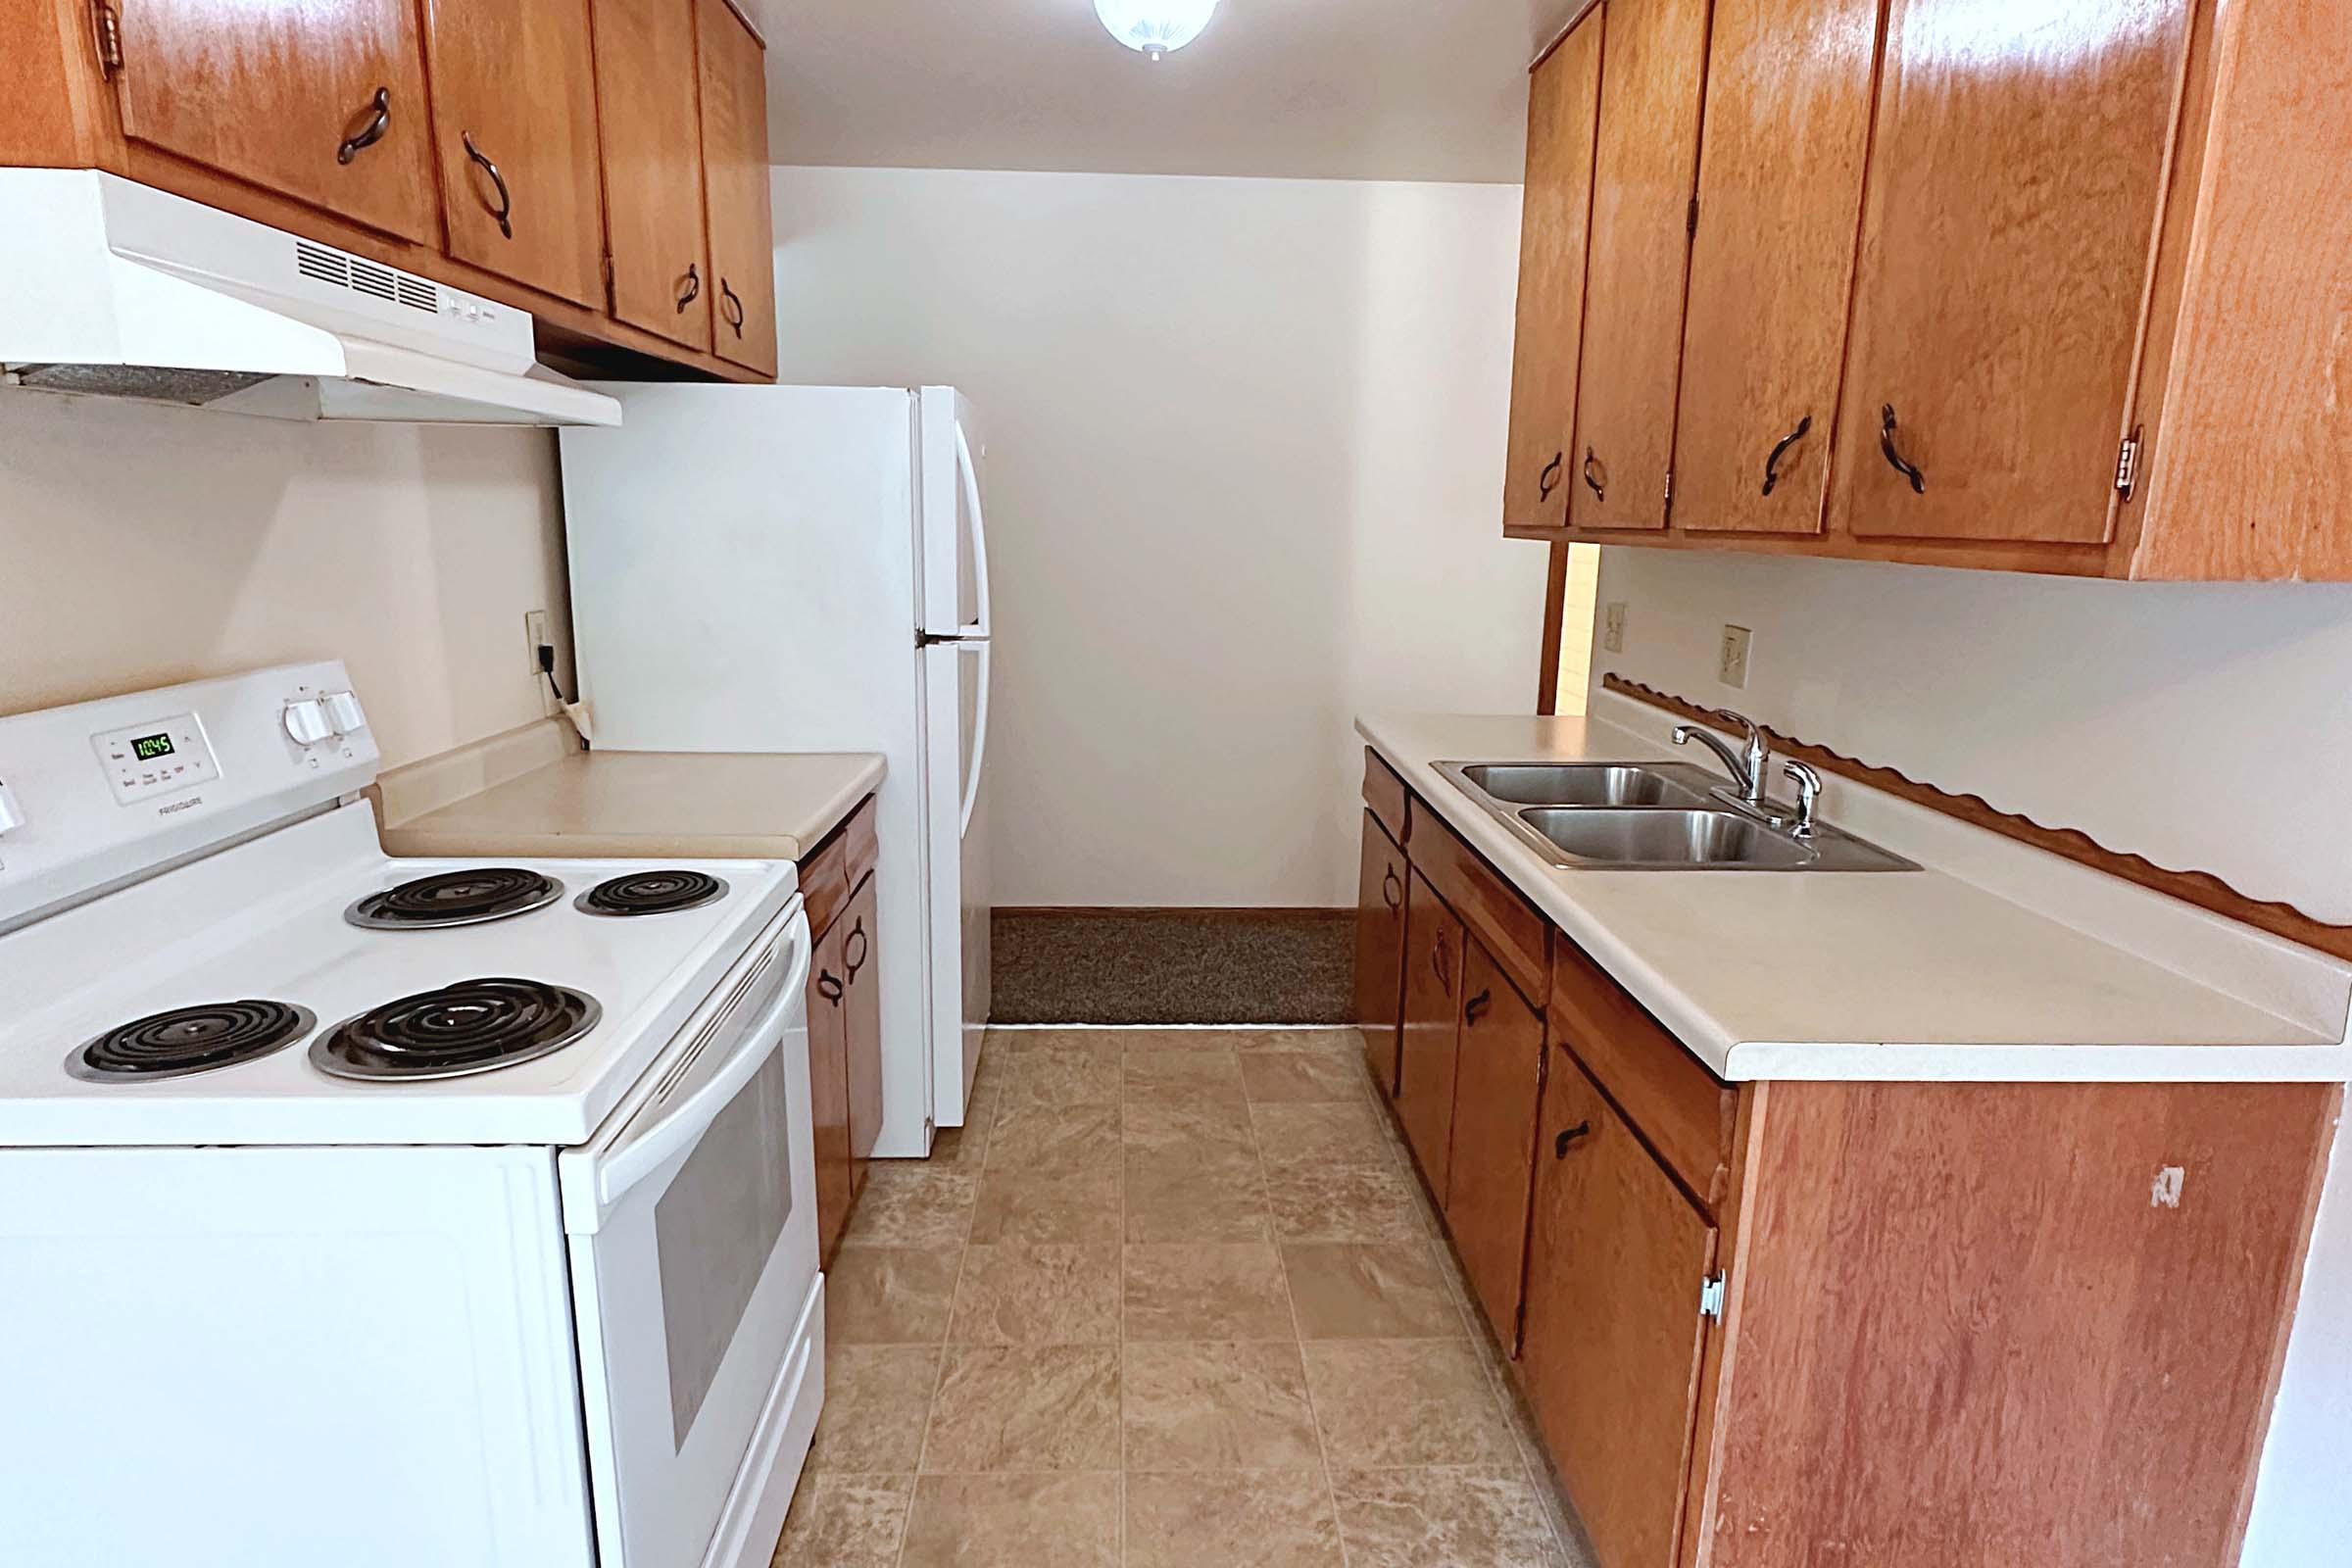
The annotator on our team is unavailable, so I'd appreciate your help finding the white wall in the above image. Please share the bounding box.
[0,393,570,766]
[768,165,1549,907]
[1590,546,2352,1565]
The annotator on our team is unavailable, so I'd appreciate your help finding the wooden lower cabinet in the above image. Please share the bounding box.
[1522,1054,1718,1568]
[1362,769,2336,1568]
[1354,811,1407,1097]
[1395,868,1465,1202]
[808,910,854,1265]
[1441,943,1545,1349]
[842,875,883,1200]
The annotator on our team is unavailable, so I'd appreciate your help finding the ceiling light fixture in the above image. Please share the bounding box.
[1094,0,1222,61]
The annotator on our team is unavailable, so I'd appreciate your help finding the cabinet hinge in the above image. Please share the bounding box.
[1663,467,1675,519]
[1686,195,1699,238]
[1512,1295,1529,1357]
[1698,1272,1727,1321]
[2115,425,2142,500]
[90,1,123,77]
[600,251,616,313]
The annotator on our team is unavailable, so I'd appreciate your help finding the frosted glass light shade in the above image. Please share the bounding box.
[1094,0,1222,59]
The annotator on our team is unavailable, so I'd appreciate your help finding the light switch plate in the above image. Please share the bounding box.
[1718,624,1752,688]
[1602,602,1628,655]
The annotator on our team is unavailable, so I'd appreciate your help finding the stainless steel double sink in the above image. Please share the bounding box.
[1437,761,1918,872]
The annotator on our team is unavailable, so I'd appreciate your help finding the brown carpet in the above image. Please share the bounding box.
[991,908,1354,1025]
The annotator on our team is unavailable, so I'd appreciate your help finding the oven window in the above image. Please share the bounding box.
[656,1048,794,1448]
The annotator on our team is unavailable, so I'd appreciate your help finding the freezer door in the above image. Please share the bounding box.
[918,386,992,638]
[920,639,992,1123]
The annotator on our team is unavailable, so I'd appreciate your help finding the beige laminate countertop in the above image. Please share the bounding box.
[376,740,885,862]
[1361,710,2351,1083]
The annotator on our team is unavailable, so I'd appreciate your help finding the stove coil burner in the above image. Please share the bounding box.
[576,870,729,918]
[67,1000,317,1083]
[311,978,602,1082]
[345,868,564,930]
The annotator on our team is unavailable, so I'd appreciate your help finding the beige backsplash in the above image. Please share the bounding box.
[0,390,572,769]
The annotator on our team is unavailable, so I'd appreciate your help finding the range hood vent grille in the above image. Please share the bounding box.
[293,239,439,316]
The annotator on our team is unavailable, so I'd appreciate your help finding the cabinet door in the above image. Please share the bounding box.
[808,917,854,1265]
[1522,1054,1717,1568]
[842,877,884,1198]
[1354,812,1408,1098]
[695,0,778,375]
[421,0,605,306]
[591,0,710,345]
[1831,0,2195,544]
[1502,13,1605,533]
[1567,0,1712,533]
[112,0,436,242]
[1396,869,1465,1204]
[1443,943,1545,1351]
[1672,0,1881,534]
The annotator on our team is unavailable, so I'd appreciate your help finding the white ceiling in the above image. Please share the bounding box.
[747,1,1579,184]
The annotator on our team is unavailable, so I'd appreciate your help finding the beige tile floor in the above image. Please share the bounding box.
[771,1027,1594,1567]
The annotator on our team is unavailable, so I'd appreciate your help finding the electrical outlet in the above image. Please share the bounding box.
[1602,602,1628,655]
[524,610,552,676]
[1718,624,1752,689]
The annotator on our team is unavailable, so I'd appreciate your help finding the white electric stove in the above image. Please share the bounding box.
[0,663,825,1568]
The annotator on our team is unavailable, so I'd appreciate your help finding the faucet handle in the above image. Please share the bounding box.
[1782,760,1824,838]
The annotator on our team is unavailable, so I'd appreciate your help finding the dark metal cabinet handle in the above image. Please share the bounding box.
[719,279,745,337]
[815,970,844,1004]
[1537,452,1563,503]
[844,918,870,980]
[338,87,391,166]
[675,263,702,313]
[1879,404,1926,494]
[1554,1120,1594,1158]
[1463,989,1494,1026]
[1761,414,1813,497]
[1582,447,1606,504]
[1431,937,1452,993]
[1381,865,1402,911]
[463,132,514,240]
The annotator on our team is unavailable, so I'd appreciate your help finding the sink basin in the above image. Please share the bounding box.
[1521,808,1813,868]
[1451,762,1710,808]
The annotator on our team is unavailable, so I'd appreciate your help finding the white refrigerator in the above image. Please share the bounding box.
[560,385,992,1155]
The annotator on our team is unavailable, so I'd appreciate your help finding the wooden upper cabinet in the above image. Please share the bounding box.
[696,0,778,376]
[108,0,437,243]
[591,0,711,347]
[1502,13,1605,534]
[1672,0,1881,535]
[1831,0,2196,545]
[1522,1055,1717,1568]
[420,0,605,307]
[1568,0,1711,533]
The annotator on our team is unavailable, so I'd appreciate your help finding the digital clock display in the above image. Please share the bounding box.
[131,733,175,761]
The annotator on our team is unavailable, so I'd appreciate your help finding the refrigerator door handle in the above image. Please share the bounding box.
[955,421,993,639]
[960,640,991,838]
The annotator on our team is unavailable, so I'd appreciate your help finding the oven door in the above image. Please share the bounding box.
[557,901,817,1568]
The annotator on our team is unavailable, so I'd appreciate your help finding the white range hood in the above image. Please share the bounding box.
[0,171,621,427]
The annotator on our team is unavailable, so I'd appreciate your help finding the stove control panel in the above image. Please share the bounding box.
[0,661,377,933]
[92,713,222,806]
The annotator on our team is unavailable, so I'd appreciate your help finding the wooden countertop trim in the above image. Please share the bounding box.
[1602,673,2352,963]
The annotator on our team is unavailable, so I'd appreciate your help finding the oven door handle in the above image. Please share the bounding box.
[591,931,811,1210]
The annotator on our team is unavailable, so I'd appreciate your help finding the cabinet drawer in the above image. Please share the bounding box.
[802,834,852,940]
[1548,936,1734,1209]
[1406,797,1548,1004]
[1362,748,1408,845]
